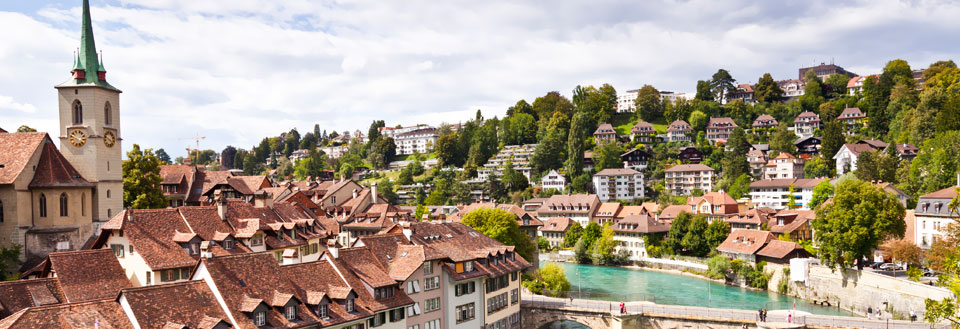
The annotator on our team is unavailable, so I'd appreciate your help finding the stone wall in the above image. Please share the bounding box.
[787,265,954,319]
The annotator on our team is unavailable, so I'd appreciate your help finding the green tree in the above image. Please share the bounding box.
[539,262,572,294]
[902,131,960,198]
[532,91,574,123]
[461,208,536,262]
[634,84,663,122]
[769,123,796,156]
[854,150,897,183]
[711,69,736,103]
[155,148,172,164]
[434,133,460,167]
[574,237,590,263]
[374,179,397,204]
[122,144,167,209]
[591,227,619,265]
[706,254,732,280]
[565,111,588,178]
[722,128,751,180]
[799,70,825,111]
[705,218,731,251]
[0,245,23,280]
[695,80,714,101]
[538,236,550,250]
[593,142,624,171]
[582,222,602,248]
[813,178,906,269]
[824,73,852,97]
[727,174,752,199]
[803,156,832,179]
[16,125,36,132]
[414,204,428,221]
[531,113,568,176]
[924,191,960,325]
[664,212,692,254]
[809,178,834,209]
[571,174,591,194]
[681,215,711,257]
[754,73,784,103]
[564,221,584,247]
[688,110,709,132]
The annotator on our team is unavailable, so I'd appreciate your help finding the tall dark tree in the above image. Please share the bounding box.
[722,128,751,180]
[695,80,714,101]
[219,146,237,169]
[565,111,588,178]
[799,70,825,111]
[155,148,171,164]
[754,73,784,103]
[820,119,844,167]
[710,69,736,103]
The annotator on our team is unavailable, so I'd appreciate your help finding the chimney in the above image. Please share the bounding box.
[352,189,358,200]
[371,182,378,204]
[216,192,227,220]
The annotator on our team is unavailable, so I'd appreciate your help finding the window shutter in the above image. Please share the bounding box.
[414,303,421,314]
[414,280,420,292]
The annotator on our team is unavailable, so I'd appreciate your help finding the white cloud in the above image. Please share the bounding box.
[0,95,39,113]
[1,0,959,156]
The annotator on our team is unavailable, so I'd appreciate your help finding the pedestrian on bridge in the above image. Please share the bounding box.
[867,306,873,319]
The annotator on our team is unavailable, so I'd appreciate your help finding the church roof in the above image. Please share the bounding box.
[0,133,47,184]
[29,140,93,189]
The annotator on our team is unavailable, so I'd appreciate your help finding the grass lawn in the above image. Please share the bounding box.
[611,113,668,134]
[393,153,437,162]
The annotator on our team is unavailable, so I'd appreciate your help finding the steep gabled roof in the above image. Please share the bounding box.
[0,133,49,185]
[279,260,371,327]
[41,249,130,303]
[100,209,197,271]
[717,230,776,255]
[28,141,93,189]
[0,278,65,318]
[119,281,232,329]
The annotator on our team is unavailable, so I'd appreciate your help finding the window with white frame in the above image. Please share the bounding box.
[285,305,297,320]
[253,311,266,326]
[455,303,475,323]
[424,297,440,312]
[424,319,440,329]
[423,261,433,275]
[424,276,439,290]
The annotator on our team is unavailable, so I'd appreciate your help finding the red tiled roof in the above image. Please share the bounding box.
[756,239,809,259]
[119,281,232,329]
[664,163,714,172]
[707,117,738,128]
[0,299,133,329]
[717,230,776,255]
[0,278,65,318]
[102,209,198,271]
[28,141,93,189]
[43,249,130,303]
[666,120,691,132]
[279,260,371,327]
[541,217,573,233]
[613,213,670,233]
[0,133,46,184]
[201,253,319,329]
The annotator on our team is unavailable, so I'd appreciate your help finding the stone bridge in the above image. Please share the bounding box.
[521,295,945,329]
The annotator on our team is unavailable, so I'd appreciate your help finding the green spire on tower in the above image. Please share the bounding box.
[78,0,100,80]
[58,0,119,91]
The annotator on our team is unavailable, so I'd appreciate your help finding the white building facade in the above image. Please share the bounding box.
[592,168,645,202]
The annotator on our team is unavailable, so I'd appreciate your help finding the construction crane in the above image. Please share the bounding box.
[177,132,206,164]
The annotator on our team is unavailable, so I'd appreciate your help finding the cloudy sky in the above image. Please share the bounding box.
[2,0,959,157]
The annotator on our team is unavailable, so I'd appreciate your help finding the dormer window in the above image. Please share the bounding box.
[316,303,329,318]
[251,234,264,246]
[345,298,355,312]
[285,305,297,320]
[223,239,235,250]
[253,310,267,326]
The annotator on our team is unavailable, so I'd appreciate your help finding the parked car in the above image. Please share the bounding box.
[923,268,936,277]
[879,263,902,271]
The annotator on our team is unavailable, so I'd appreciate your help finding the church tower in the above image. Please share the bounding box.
[55,0,122,228]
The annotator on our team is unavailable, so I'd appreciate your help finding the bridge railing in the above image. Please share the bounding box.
[523,294,949,329]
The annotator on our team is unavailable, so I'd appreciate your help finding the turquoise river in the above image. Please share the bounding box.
[542,262,853,317]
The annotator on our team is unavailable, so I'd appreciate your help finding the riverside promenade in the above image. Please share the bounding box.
[522,294,947,329]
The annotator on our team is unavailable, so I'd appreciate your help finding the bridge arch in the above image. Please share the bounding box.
[522,305,614,329]
[536,320,592,329]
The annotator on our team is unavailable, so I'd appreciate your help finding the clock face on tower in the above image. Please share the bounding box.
[69,129,87,147]
[103,130,116,148]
